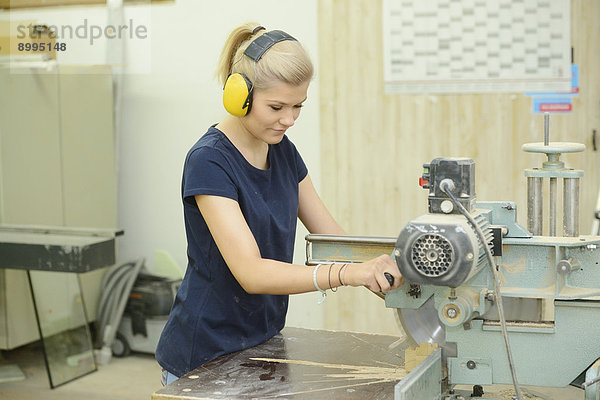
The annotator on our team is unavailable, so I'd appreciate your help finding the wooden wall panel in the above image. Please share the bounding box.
[317,0,600,336]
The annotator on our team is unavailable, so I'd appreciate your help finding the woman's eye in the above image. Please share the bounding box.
[270,106,282,111]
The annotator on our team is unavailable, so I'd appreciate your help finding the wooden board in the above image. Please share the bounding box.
[317,0,600,336]
[152,327,409,400]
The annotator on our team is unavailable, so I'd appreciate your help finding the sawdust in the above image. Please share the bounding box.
[249,357,406,381]
[404,342,438,372]
[248,357,406,398]
[491,389,544,399]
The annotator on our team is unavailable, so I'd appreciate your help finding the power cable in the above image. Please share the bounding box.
[440,179,522,400]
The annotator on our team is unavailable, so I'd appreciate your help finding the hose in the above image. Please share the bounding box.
[440,179,523,400]
[95,258,145,364]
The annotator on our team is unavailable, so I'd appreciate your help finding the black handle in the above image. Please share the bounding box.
[384,272,394,286]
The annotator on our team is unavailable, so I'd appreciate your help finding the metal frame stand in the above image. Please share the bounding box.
[26,270,97,389]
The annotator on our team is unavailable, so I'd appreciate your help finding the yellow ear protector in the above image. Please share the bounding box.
[223,73,254,117]
[222,29,297,117]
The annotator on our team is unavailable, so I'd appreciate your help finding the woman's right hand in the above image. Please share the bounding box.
[344,255,404,293]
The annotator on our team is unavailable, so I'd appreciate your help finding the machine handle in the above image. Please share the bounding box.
[384,272,394,286]
[376,273,396,299]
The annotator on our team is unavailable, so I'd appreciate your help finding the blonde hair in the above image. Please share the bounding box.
[216,22,314,90]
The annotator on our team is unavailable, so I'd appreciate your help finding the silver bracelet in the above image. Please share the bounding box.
[313,264,327,304]
[340,263,349,286]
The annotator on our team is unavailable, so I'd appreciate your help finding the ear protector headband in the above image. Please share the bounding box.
[223,29,297,117]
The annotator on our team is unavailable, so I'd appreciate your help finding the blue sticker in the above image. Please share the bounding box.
[527,64,578,113]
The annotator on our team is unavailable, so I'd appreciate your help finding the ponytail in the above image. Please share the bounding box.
[216,23,314,90]
[215,22,263,86]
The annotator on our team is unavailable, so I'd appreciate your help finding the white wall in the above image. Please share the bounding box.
[117,0,325,329]
[1,0,325,329]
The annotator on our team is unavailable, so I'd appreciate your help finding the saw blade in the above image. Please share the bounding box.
[395,296,447,348]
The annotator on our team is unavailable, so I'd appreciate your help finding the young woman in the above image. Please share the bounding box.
[155,22,402,385]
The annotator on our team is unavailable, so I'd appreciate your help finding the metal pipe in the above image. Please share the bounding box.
[592,186,600,236]
[305,234,397,245]
[582,375,600,389]
[305,234,397,266]
[527,177,543,235]
[563,178,580,237]
[544,112,550,146]
[549,177,557,236]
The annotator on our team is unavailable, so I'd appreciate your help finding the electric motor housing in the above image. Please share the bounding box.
[394,213,490,287]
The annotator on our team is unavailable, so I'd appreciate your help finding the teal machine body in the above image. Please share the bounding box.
[306,138,600,399]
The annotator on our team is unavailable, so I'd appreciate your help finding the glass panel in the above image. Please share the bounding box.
[27,270,96,388]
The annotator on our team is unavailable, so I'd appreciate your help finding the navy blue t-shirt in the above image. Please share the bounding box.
[155,126,308,377]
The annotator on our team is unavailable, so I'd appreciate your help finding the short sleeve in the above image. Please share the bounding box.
[296,152,308,183]
[182,146,238,201]
[284,137,308,183]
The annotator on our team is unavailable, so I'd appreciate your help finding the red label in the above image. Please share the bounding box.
[540,103,572,112]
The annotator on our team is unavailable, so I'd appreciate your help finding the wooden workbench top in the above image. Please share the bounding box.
[153,327,409,400]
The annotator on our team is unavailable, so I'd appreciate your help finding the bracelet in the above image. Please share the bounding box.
[340,263,349,286]
[313,264,327,304]
[328,264,337,292]
[338,263,347,286]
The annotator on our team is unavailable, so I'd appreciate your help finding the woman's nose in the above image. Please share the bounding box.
[280,109,296,127]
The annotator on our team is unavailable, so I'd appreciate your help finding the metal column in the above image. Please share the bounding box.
[527,177,544,236]
[563,178,580,237]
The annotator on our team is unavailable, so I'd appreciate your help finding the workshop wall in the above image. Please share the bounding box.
[317,0,600,335]
[110,0,325,331]
[4,0,598,340]
[1,1,326,331]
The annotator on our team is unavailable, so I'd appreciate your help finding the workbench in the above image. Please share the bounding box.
[0,228,118,273]
[0,224,121,388]
[152,327,410,400]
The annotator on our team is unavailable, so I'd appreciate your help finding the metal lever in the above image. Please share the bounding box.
[583,375,600,389]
